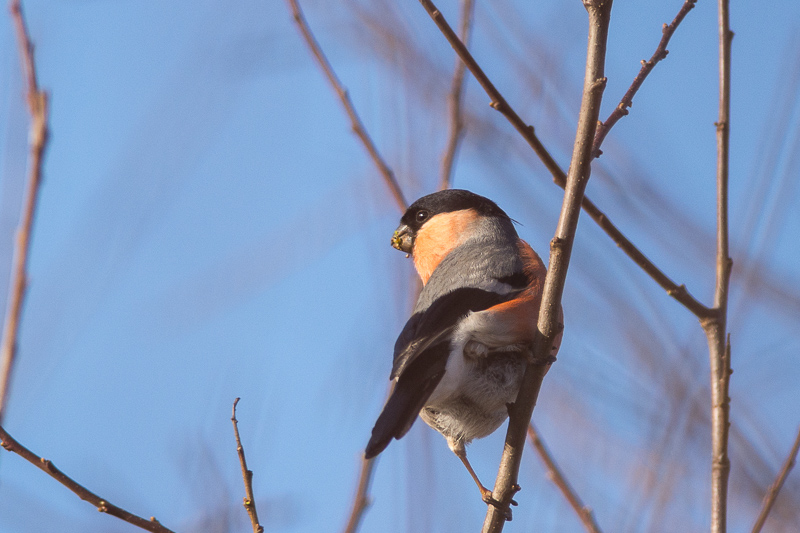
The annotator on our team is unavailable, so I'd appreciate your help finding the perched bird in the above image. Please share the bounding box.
[365,189,561,503]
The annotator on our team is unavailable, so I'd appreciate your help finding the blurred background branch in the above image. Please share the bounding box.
[0,0,49,425]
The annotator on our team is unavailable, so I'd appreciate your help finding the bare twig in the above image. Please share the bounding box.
[482,1,614,530]
[341,455,377,533]
[702,1,733,531]
[415,0,711,319]
[231,398,264,533]
[0,0,50,424]
[751,426,800,533]
[527,425,603,533]
[285,0,407,212]
[0,426,175,532]
[592,0,698,157]
[439,0,475,190]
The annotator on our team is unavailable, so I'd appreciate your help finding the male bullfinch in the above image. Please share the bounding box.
[365,189,561,503]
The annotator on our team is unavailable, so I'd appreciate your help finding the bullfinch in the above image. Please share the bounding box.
[365,189,561,503]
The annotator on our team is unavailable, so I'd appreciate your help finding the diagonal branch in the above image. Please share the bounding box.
[0,0,50,425]
[592,0,698,157]
[527,425,602,533]
[231,399,264,533]
[751,426,800,533]
[285,0,407,212]
[439,0,475,190]
[0,426,176,533]
[415,0,711,319]
[482,1,614,530]
[341,454,377,533]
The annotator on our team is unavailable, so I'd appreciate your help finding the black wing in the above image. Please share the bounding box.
[391,287,516,379]
[365,287,517,459]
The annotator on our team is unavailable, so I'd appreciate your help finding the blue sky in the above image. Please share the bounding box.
[1,1,800,532]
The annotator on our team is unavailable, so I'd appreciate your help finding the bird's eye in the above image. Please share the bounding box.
[416,210,429,223]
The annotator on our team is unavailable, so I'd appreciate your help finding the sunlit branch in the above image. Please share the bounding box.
[232,399,264,533]
[0,426,176,533]
[285,0,408,212]
[415,0,711,319]
[703,0,733,531]
[0,0,50,425]
[439,0,475,190]
[527,425,602,533]
[592,0,698,157]
[482,1,614,530]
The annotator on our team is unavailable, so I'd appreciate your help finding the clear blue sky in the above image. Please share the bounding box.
[1,1,799,532]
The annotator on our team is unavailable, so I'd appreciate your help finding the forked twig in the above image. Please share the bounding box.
[0,426,176,533]
[527,425,602,533]
[592,0,698,157]
[0,0,50,424]
[751,426,800,533]
[285,0,407,212]
[232,399,264,533]
[439,0,475,190]
[415,0,711,319]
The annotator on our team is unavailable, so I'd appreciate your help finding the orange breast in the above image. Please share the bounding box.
[412,209,480,284]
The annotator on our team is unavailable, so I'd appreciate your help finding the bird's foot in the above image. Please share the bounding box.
[481,485,519,521]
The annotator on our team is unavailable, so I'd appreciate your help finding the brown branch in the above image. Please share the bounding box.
[0,426,176,532]
[415,0,712,319]
[285,0,407,212]
[751,426,800,533]
[704,1,734,530]
[0,0,50,424]
[231,399,264,533]
[341,455,377,533]
[592,0,698,157]
[439,0,475,190]
[527,425,602,533]
[482,1,614,530]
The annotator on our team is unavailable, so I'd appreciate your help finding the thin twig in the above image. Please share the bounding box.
[439,0,475,190]
[415,0,711,319]
[0,0,50,425]
[482,2,614,530]
[751,426,800,533]
[0,426,176,533]
[703,1,733,531]
[285,0,407,212]
[527,425,603,533]
[592,0,698,157]
[341,455,377,533]
[231,398,264,533]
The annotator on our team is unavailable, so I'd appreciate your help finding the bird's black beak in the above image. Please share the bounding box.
[391,224,414,254]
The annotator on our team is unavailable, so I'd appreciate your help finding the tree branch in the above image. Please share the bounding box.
[0,426,176,533]
[592,0,698,157]
[482,1,613,529]
[415,0,711,319]
[702,1,733,531]
[231,399,264,533]
[0,0,50,425]
[751,426,800,533]
[341,455,377,533]
[527,424,602,533]
[439,0,475,190]
[284,0,407,212]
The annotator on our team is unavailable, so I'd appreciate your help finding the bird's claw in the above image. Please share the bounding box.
[482,488,518,521]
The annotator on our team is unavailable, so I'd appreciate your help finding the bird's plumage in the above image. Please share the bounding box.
[366,190,559,476]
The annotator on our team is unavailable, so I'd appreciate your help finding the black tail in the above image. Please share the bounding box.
[365,360,446,459]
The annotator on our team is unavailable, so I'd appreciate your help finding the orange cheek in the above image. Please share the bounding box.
[412,209,480,284]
